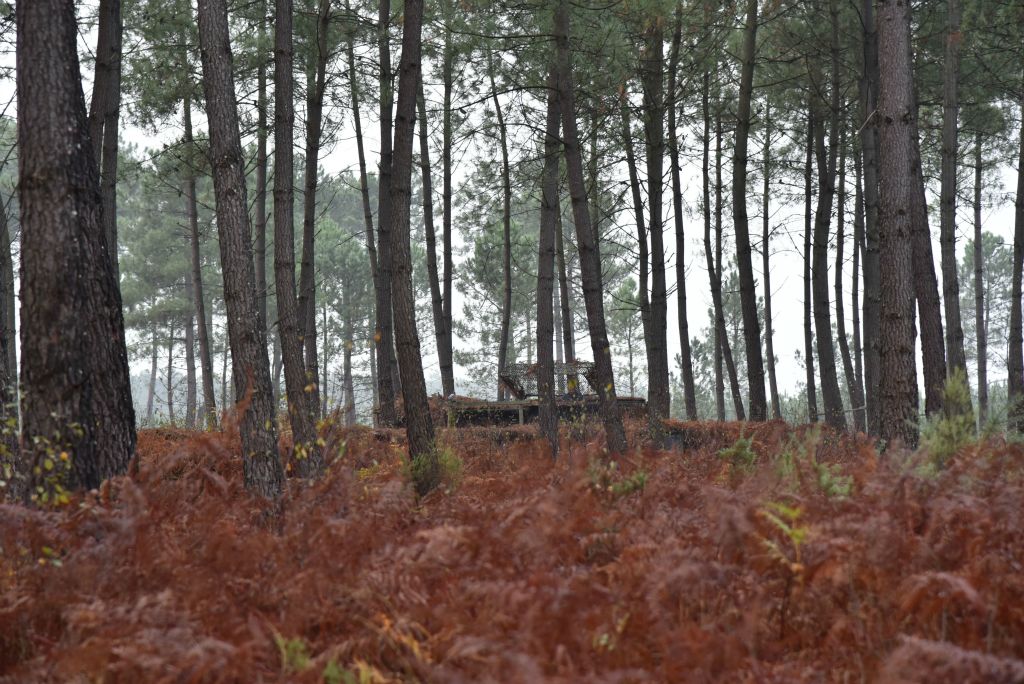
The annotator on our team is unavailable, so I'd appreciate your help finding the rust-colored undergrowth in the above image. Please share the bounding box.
[2,417,1024,682]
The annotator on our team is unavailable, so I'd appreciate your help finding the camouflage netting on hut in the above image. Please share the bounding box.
[498,361,596,399]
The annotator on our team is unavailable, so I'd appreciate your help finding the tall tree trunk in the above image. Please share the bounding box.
[343,290,356,427]
[146,322,158,423]
[852,150,867,432]
[183,96,218,428]
[973,132,988,427]
[254,2,269,333]
[184,282,197,428]
[298,0,330,418]
[274,0,322,477]
[1009,98,1024,431]
[669,9,697,421]
[940,0,968,383]
[87,0,122,278]
[835,128,860,428]
[197,0,283,497]
[761,101,781,419]
[374,0,399,426]
[714,106,744,420]
[702,72,725,421]
[554,0,627,453]
[876,0,920,447]
[166,322,176,424]
[536,68,560,456]
[804,111,819,423]
[733,0,767,421]
[621,101,653,398]
[490,57,514,401]
[910,95,947,417]
[418,80,449,402]
[555,211,576,391]
[640,20,670,421]
[0,193,14,482]
[810,110,845,427]
[439,1,456,398]
[18,0,136,496]
[389,0,438,491]
[859,0,882,435]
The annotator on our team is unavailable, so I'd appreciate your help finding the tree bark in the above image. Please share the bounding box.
[197,0,283,497]
[166,322,176,424]
[940,0,969,383]
[973,132,987,427]
[273,0,322,477]
[910,95,947,418]
[18,0,136,497]
[536,68,560,456]
[804,111,819,423]
[439,2,456,398]
[733,0,767,421]
[761,102,781,420]
[876,0,921,448]
[490,56,514,401]
[389,0,437,487]
[554,0,626,453]
[298,0,330,418]
[621,100,653,400]
[87,0,122,278]
[146,322,158,423]
[374,0,399,426]
[702,72,725,421]
[184,280,197,428]
[859,0,882,436]
[183,95,218,429]
[555,211,576,378]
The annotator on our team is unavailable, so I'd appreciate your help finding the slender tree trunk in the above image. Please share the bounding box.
[274,0,322,477]
[860,0,882,435]
[876,0,921,447]
[732,0,767,421]
[852,150,867,432]
[490,57,514,401]
[811,94,843,428]
[87,0,122,278]
[669,13,696,420]
[940,0,968,382]
[536,68,560,456]
[554,0,626,453]
[254,3,269,333]
[640,21,670,421]
[835,128,860,428]
[702,72,725,421]
[374,0,399,426]
[184,97,218,428]
[761,101,781,419]
[439,2,456,398]
[555,211,576,365]
[621,100,653,398]
[389,0,437,489]
[298,0,330,418]
[146,322,158,423]
[910,95,947,418]
[184,283,197,428]
[804,111,819,423]
[715,108,744,420]
[197,0,283,497]
[166,322,176,424]
[1008,98,1024,431]
[0,194,14,480]
[418,80,449,403]
[973,132,988,426]
[18,0,136,496]
[343,291,356,427]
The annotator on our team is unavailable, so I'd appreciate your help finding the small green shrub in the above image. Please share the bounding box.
[274,634,310,674]
[719,433,757,471]
[776,426,852,499]
[921,369,976,469]
[406,446,462,496]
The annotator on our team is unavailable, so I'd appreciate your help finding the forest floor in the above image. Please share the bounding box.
[2,415,1024,682]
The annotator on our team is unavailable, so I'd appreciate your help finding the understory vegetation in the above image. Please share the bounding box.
[3,416,1023,682]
